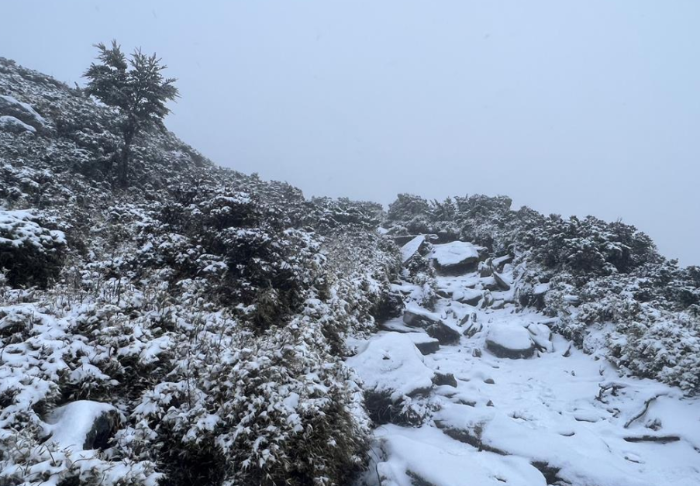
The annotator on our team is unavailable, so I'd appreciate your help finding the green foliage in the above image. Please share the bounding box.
[84,41,179,185]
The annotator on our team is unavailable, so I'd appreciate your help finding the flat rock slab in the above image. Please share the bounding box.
[486,323,535,359]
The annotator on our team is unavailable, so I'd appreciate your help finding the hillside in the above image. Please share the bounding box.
[1,57,699,486]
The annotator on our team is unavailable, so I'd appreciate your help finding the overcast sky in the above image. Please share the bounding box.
[2,1,698,265]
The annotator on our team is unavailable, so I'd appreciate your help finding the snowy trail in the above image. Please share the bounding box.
[349,244,700,486]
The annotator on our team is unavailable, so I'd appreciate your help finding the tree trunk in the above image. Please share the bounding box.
[119,122,137,187]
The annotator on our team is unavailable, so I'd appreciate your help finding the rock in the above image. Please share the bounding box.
[491,299,505,310]
[347,333,435,402]
[400,235,426,263]
[46,400,120,451]
[433,372,458,388]
[405,333,441,355]
[430,241,479,275]
[480,276,500,291]
[484,378,495,385]
[485,323,536,359]
[403,306,441,328]
[452,289,483,306]
[426,320,461,345]
[491,269,511,291]
[479,264,493,278]
[472,348,482,358]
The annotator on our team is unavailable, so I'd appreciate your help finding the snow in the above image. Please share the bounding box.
[45,400,116,452]
[400,235,424,263]
[349,265,700,486]
[0,115,36,133]
[430,241,479,266]
[0,94,47,125]
[486,322,533,352]
[347,333,434,401]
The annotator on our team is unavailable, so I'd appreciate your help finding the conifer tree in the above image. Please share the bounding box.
[84,40,179,185]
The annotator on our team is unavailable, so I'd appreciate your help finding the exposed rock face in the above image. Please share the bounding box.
[486,323,536,359]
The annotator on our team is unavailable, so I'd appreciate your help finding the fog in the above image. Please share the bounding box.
[2,0,698,265]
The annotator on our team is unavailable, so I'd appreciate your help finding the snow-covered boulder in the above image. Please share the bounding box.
[0,115,36,134]
[45,400,120,451]
[453,288,483,306]
[405,333,441,355]
[430,241,480,275]
[486,323,536,359]
[348,333,435,402]
[403,306,460,345]
[0,94,46,133]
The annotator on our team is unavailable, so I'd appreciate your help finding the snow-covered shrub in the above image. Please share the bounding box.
[0,209,65,288]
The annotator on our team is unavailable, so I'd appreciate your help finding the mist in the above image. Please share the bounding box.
[2,0,698,265]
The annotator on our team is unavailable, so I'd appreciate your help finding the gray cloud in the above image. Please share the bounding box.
[2,0,698,265]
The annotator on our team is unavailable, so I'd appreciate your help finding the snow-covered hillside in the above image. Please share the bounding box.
[351,241,700,486]
[1,57,698,485]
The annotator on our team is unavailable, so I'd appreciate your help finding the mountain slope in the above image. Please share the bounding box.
[350,241,700,486]
[0,57,400,486]
[1,58,698,486]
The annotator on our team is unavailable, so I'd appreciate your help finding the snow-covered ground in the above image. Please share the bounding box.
[349,242,700,486]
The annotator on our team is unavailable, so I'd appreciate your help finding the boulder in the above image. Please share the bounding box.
[426,320,461,345]
[432,372,458,388]
[347,333,435,402]
[491,269,512,291]
[403,307,441,328]
[46,400,120,451]
[406,333,441,355]
[485,323,536,359]
[453,289,483,306]
[403,306,461,345]
[430,241,479,275]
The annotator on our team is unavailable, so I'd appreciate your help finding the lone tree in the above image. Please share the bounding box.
[84,40,179,186]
